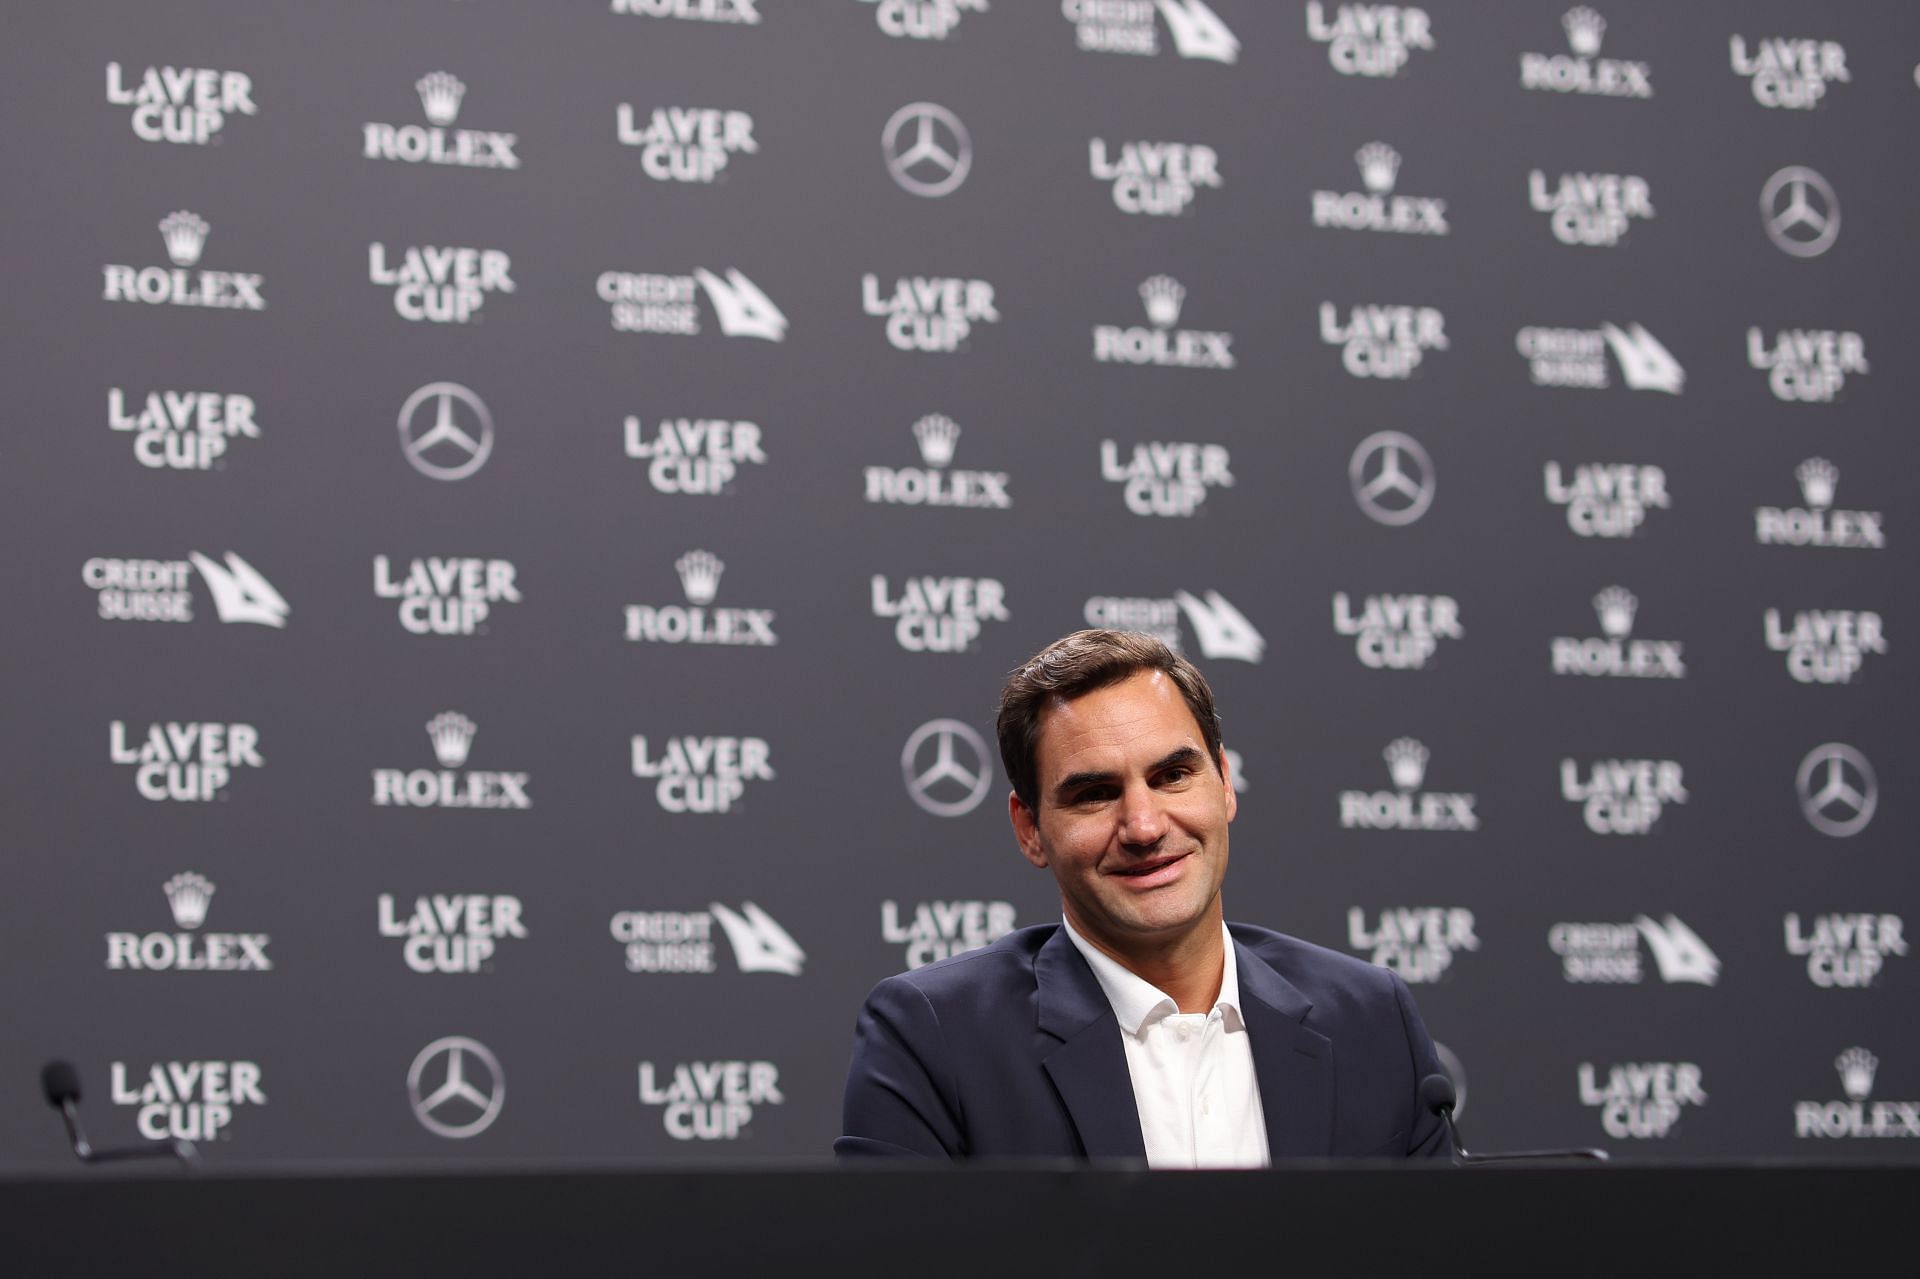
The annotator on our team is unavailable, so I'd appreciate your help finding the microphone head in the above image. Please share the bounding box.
[41,1060,82,1107]
[1418,1071,1456,1117]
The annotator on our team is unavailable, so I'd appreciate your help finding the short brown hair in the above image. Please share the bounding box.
[996,629,1224,810]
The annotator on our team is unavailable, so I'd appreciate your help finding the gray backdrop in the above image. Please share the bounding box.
[3,0,1914,1170]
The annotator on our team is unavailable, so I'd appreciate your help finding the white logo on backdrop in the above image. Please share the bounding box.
[1349,431,1435,526]
[408,1037,504,1139]
[882,102,971,197]
[1796,744,1876,837]
[902,719,992,817]
[397,383,494,481]
[1762,167,1839,258]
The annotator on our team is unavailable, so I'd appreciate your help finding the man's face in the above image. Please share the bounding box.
[1010,669,1235,962]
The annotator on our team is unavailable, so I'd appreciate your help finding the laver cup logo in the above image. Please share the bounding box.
[617,104,757,183]
[1320,302,1447,379]
[859,0,987,42]
[1731,37,1849,110]
[631,733,773,813]
[883,899,1015,968]
[109,388,259,470]
[106,62,255,145]
[639,1060,783,1140]
[378,894,526,973]
[112,1061,264,1143]
[1560,759,1687,835]
[374,556,519,636]
[111,721,261,802]
[1579,1062,1704,1139]
[1528,170,1653,247]
[1796,1049,1919,1140]
[373,713,531,810]
[106,873,271,972]
[363,72,519,169]
[1346,907,1478,983]
[1764,608,1885,684]
[1063,0,1239,63]
[871,575,1008,652]
[103,212,265,311]
[1785,914,1906,989]
[1747,328,1866,403]
[1333,593,1460,669]
[625,415,766,495]
[1090,138,1221,216]
[1306,4,1434,78]
[368,244,513,324]
[1545,462,1668,538]
[1099,440,1231,517]
[862,273,998,352]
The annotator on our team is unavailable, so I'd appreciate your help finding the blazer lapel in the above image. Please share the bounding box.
[1035,928,1147,1159]
[1234,936,1335,1158]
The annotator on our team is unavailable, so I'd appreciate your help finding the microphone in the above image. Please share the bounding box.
[1420,1072,1608,1166]
[41,1060,200,1169]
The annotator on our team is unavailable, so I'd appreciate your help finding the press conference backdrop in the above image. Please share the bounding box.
[2,1,1914,1171]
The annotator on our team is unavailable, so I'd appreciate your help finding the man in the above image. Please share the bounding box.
[837,629,1448,1163]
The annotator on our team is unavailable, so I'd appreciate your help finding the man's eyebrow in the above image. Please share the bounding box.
[1049,746,1207,803]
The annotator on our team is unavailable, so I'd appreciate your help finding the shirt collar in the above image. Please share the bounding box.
[1060,916,1246,1036]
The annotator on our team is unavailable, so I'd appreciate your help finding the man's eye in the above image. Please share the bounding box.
[1159,767,1192,785]
[1074,787,1119,805]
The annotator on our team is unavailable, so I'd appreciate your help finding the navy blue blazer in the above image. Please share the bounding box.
[836,923,1449,1160]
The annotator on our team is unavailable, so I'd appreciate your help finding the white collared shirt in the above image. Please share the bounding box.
[1062,917,1271,1169]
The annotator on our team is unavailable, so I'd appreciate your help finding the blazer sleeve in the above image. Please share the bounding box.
[834,974,965,1159]
[1389,969,1451,1160]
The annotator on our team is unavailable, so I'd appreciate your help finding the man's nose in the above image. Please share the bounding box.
[1119,783,1167,846]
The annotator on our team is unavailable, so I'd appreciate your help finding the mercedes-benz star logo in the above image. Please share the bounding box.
[1761,166,1839,259]
[902,718,991,817]
[1349,430,1435,526]
[408,1035,505,1139]
[398,382,494,481]
[1796,743,1876,838]
[882,102,972,199]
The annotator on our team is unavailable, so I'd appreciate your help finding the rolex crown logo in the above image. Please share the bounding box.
[1796,457,1838,510]
[1836,1046,1877,1102]
[1562,6,1606,57]
[911,414,961,468]
[415,71,466,126]
[675,549,724,606]
[162,872,215,930]
[1355,142,1401,195]
[1383,738,1430,791]
[1593,586,1637,639]
[426,711,477,768]
[1138,275,1186,329]
[158,211,210,267]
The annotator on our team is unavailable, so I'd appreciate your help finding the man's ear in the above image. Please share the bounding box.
[1009,791,1048,868]
[1219,747,1238,822]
